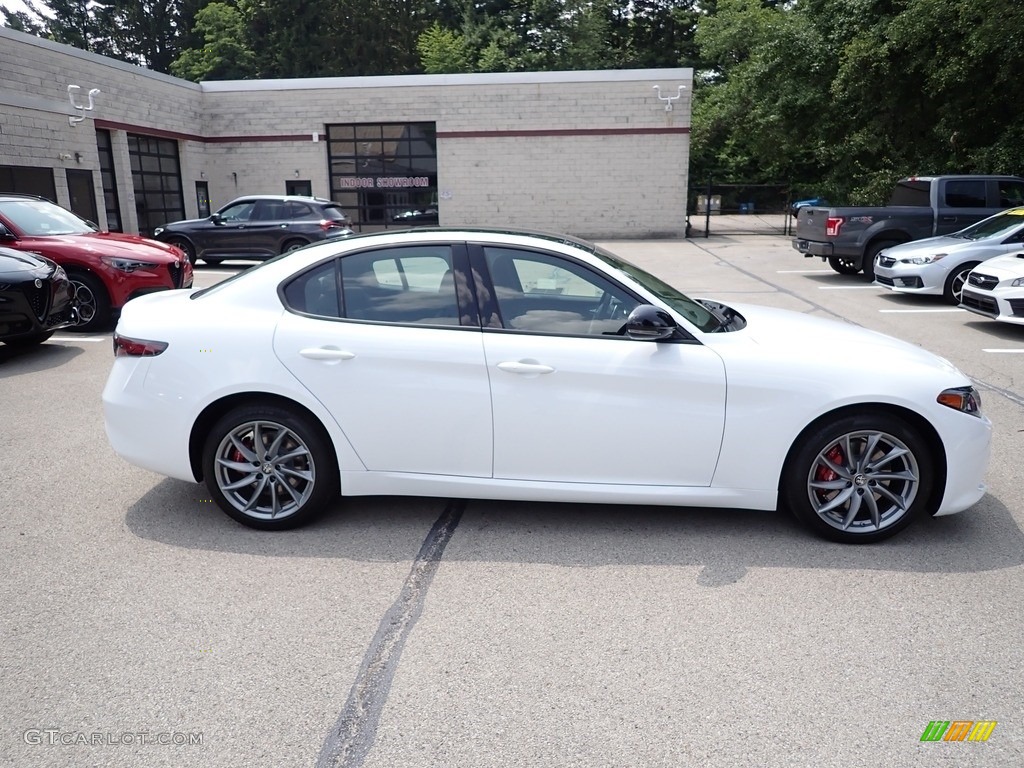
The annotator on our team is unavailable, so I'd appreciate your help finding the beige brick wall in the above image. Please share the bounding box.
[1,26,692,238]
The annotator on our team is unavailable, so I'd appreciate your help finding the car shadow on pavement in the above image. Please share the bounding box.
[0,341,83,376]
[962,319,1024,341]
[124,479,1022,583]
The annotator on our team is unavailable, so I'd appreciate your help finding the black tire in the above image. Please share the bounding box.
[827,255,860,275]
[203,257,223,266]
[863,240,900,280]
[202,404,338,530]
[781,412,934,544]
[4,330,54,347]
[166,236,196,265]
[67,271,112,332]
[943,261,978,305]
[281,239,309,254]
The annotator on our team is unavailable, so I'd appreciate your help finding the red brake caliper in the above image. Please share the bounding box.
[814,446,844,500]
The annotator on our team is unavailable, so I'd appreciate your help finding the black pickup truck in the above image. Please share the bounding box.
[792,175,1024,276]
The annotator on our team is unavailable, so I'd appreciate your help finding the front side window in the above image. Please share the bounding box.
[958,210,1024,240]
[218,201,256,222]
[341,246,460,325]
[483,247,639,336]
[998,180,1024,208]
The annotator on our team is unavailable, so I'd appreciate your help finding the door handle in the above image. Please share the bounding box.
[940,215,957,222]
[299,347,355,361]
[497,361,555,375]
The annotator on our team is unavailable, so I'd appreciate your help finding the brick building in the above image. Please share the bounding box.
[0,26,692,239]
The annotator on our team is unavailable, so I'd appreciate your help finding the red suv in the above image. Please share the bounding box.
[0,194,192,331]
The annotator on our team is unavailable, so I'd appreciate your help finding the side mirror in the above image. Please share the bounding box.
[0,223,15,240]
[625,304,678,341]
[210,213,223,225]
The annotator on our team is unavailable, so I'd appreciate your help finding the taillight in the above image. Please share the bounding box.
[825,217,844,237]
[113,333,168,357]
[319,219,347,231]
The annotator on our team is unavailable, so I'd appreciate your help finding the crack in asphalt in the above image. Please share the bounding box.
[315,500,466,768]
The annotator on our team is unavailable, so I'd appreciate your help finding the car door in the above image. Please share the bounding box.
[475,243,727,486]
[201,199,258,258]
[272,242,493,476]
[243,199,294,259]
[936,179,994,234]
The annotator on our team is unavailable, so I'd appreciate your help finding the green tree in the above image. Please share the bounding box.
[170,2,257,81]
[417,21,473,73]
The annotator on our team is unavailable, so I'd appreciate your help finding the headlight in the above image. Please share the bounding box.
[1011,277,1024,287]
[53,265,67,280]
[153,227,165,237]
[937,386,982,416]
[100,256,159,273]
[903,253,946,265]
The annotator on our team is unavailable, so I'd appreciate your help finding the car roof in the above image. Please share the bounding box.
[0,193,53,202]
[225,195,336,204]
[333,226,599,253]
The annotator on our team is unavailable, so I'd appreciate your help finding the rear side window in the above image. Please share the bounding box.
[944,180,987,208]
[282,260,340,317]
[320,205,349,222]
[341,246,461,325]
[888,180,931,207]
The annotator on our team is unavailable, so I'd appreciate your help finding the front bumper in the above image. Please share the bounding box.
[873,260,943,295]
[961,286,1024,325]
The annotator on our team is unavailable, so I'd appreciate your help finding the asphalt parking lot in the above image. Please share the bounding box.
[1,234,1022,768]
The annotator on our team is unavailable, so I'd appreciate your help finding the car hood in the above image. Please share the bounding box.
[713,302,962,375]
[969,253,1024,280]
[21,231,183,262]
[881,235,982,258]
[0,249,54,277]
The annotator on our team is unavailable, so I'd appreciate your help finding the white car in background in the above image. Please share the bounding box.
[960,252,1024,325]
[873,207,1024,303]
[102,229,991,544]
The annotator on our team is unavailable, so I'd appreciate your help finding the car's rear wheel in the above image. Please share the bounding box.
[4,330,54,347]
[944,261,978,304]
[782,413,934,543]
[827,255,860,275]
[202,404,338,530]
[67,271,111,332]
[281,239,309,254]
[166,237,196,265]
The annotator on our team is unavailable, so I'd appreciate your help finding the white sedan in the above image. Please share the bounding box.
[102,229,991,543]
[960,252,1024,325]
[873,207,1024,303]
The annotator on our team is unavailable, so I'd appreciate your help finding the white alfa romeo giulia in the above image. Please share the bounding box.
[102,229,991,543]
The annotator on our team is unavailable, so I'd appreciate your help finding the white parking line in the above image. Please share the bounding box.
[776,269,833,274]
[50,336,107,343]
[818,285,880,290]
[878,308,967,314]
[983,349,1024,354]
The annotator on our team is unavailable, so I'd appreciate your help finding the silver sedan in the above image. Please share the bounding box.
[873,207,1024,303]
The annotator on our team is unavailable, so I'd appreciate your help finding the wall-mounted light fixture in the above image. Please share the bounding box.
[58,152,73,161]
[294,169,300,178]
[74,152,83,163]
[68,84,101,126]
[200,171,206,179]
[652,84,686,112]
[231,172,238,185]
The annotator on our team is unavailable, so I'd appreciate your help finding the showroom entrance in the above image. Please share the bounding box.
[326,122,438,231]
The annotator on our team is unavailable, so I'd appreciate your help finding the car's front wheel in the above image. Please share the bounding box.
[782,413,934,543]
[944,261,978,304]
[67,270,111,332]
[202,404,338,530]
[166,236,196,265]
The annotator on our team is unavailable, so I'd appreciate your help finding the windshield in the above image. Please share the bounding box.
[0,200,97,236]
[590,245,723,332]
[956,209,1024,240]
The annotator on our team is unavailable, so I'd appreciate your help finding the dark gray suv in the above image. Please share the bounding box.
[153,195,353,265]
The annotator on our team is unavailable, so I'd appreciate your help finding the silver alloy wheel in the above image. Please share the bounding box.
[950,270,969,303]
[71,279,97,325]
[212,420,316,521]
[806,429,920,534]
